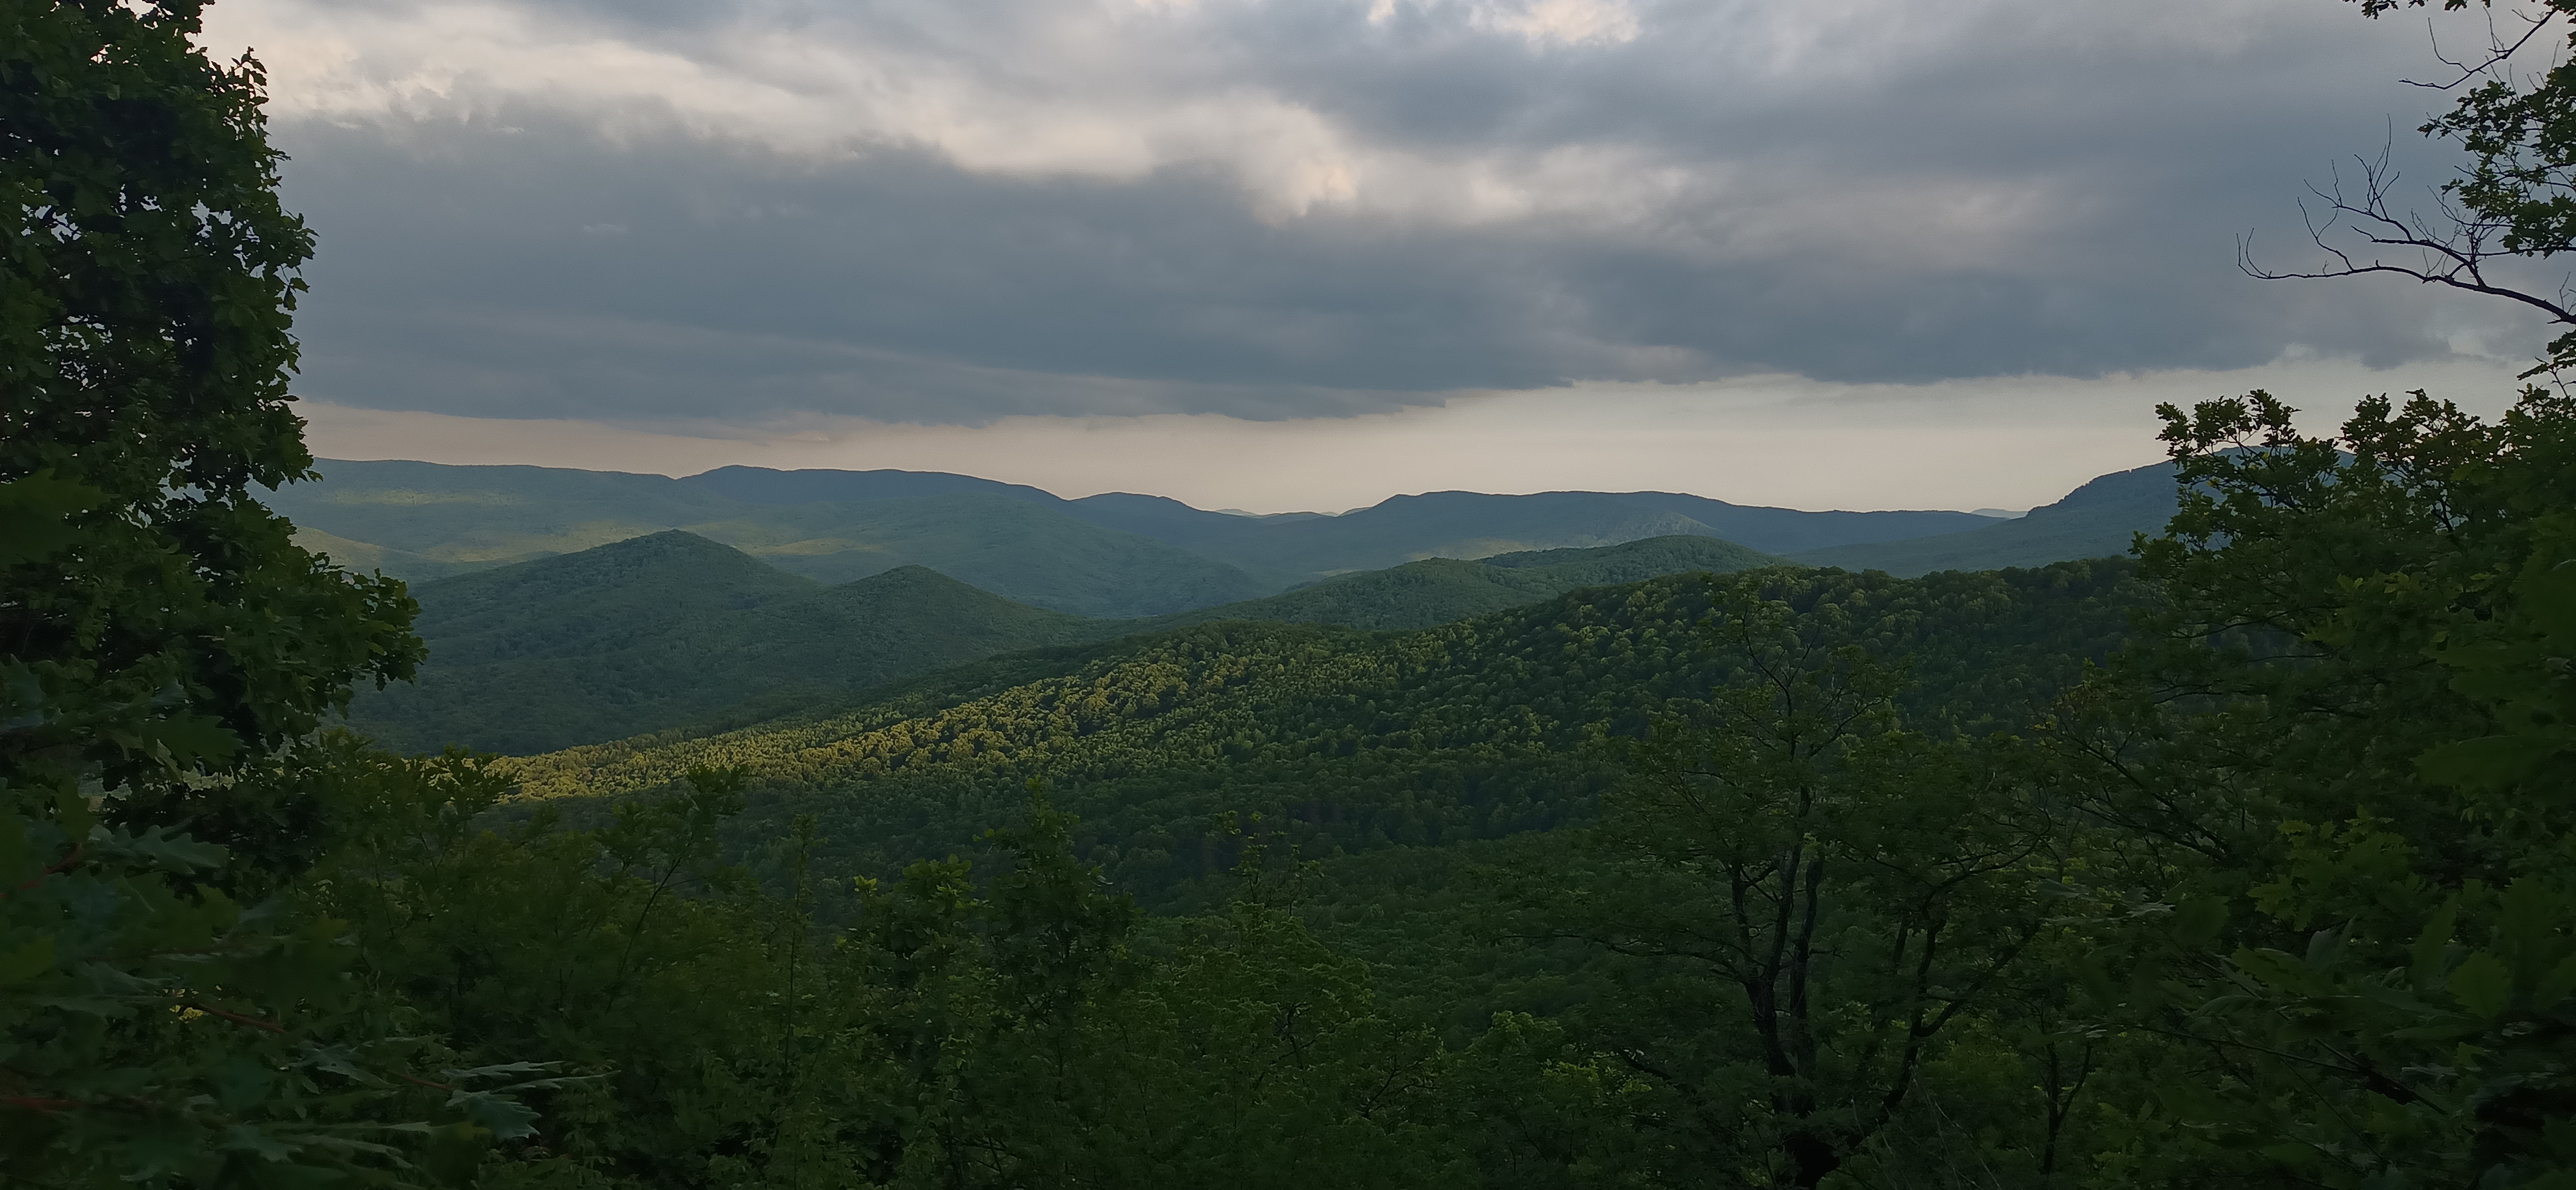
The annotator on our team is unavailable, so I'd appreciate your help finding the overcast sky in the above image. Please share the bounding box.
[203,0,2547,511]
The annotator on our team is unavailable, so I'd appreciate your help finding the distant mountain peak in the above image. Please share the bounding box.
[680,465,1064,506]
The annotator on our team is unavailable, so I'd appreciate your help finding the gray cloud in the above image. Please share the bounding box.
[232,0,2538,426]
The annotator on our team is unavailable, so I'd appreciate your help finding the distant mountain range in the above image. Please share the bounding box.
[266,462,1277,617]
[1141,534,1777,633]
[267,459,2013,616]
[1790,461,2180,577]
[295,457,2188,755]
[344,531,1103,754]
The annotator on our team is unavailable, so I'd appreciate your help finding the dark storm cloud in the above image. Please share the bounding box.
[237,0,2533,425]
[282,124,1592,422]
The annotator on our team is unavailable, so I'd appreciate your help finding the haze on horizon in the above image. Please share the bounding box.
[204,0,2545,514]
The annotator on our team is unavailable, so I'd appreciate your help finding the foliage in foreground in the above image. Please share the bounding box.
[302,756,1462,1189]
[6,1,463,1181]
[2050,389,2576,1188]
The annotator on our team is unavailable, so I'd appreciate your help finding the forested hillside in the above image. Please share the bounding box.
[346,532,1105,754]
[1164,488,1999,573]
[1791,460,2179,575]
[1134,533,1778,631]
[508,560,2145,909]
[275,461,1279,616]
[354,532,1781,755]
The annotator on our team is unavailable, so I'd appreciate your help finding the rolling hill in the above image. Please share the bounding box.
[268,459,737,568]
[271,460,1274,617]
[1138,534,1779,631]
[681,465,2003,564]
[344,532,1106,755]
[288,528,480,582]
[1158,489,1999,574]
[348,532,1786,754]
[309,461,2191,756]
[500,559,2149,920]
[1787,461,2179,576]
[666,491,1280,615]
[271,459,2006,600]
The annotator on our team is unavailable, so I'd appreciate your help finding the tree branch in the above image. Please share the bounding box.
[2242,147,2576,332]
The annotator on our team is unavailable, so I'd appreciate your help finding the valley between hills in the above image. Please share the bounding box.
[290,457,2179,755]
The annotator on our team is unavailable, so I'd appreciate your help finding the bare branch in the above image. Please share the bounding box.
[2242,146,2576,331]
[2403,6,2555,92]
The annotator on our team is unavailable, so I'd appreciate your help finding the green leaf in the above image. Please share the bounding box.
[2173,896,2229,946]
[136,713,242,770]
[0,473,103,566]
[108,824,231,872]
[2418,730,2574,790]
[445,1090,542,1141]
[438,1061,563,1084]
[221,1122,299,1161]
[2259,1141,2318,1167]
[2230,946,2335,1000]
[2536,953,2576,1009]
[2411,901,2458,989]
[0,937,56,986]
[2448,951,2512,1018]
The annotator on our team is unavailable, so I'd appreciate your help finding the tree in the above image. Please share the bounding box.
[2055,387,2576,1188]
[0,2,514,1182]
[1528,586,2070,1189]
[2,0,422,854]
[2178,7,2576,1171]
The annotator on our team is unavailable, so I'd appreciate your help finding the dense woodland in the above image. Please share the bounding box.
[347,531,1778,756]
[7,2,2575,1189]
[501,561,2136,904]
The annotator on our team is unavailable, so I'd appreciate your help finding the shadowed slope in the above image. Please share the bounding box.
[499,560,2147,917]
[346,533,1101,754]
[273,460,1274,616]
[1787,462,2179,576]
[347,533,1785,754]
[1162,490,2000,575]
[1137,534,1779,631]
[282,459,2001,594]
[685,491,1279,614]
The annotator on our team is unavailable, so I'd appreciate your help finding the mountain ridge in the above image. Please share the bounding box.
[344,534,1104,755]
[1133,534,1781,632]
[353,531,1789,754]
[278,459,2012,604]
[1788,461,2178,576]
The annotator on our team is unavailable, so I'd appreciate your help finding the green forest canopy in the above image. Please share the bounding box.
[7,1,2575,1187]
[347,531,1779,756]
